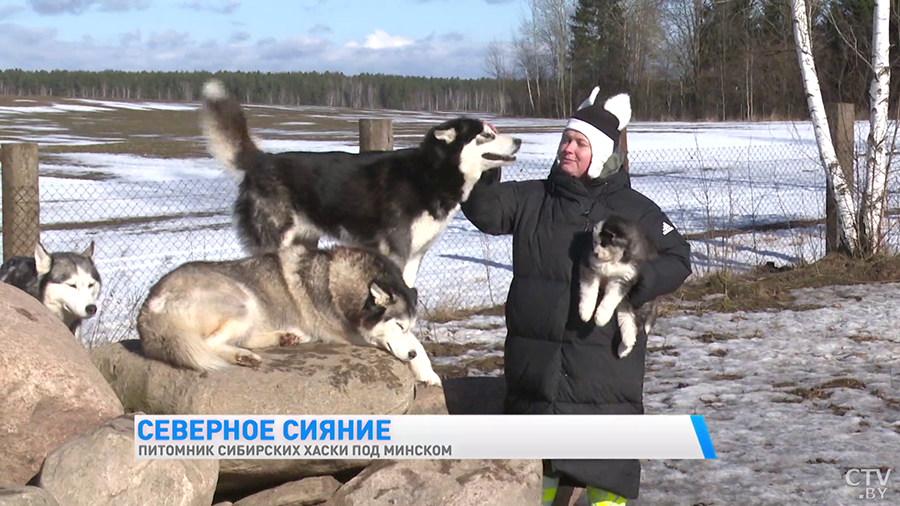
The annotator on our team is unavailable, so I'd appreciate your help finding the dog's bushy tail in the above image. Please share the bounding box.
[200,79,258,178]
[138,308,231,372]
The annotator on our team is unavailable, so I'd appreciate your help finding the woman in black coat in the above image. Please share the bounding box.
[460,88,692,505]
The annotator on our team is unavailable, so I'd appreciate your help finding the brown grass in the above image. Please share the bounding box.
[421,303,505,324]
[0,94,450,159]
[667,253,900,313]
[422,342,504,379]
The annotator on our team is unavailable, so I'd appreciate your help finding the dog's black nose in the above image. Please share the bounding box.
[408,350,417,360]
[514,138,522,148]
[85,304,97,316]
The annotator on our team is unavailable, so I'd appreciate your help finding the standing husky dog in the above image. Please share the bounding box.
[0,241,101,338]
[137,244,442,386]
[578,214,659,358]
[199,79,521,287]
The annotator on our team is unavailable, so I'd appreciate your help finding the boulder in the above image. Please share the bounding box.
[0,486,59,506]
[0,283,124,485]
[233,476,341,506]
[405,384,449,415]
[91,340,417,493]
[36,415,218,506]
[324,459,541,506]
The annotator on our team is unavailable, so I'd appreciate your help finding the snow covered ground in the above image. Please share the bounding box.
[421,282,900,505]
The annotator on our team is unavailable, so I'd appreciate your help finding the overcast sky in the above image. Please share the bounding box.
[0,0,525,78]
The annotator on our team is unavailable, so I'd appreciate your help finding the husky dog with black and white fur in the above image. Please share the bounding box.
[199,79,521,288]
[578,214,659,358]
[0,241,102,339]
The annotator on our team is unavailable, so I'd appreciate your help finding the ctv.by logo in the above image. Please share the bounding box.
[844,467,893,500]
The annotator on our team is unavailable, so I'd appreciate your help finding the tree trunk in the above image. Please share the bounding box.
[861,0,891,255]
[791,0,859,252]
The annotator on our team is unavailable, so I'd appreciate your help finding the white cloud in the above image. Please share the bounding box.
[345,29,413,50]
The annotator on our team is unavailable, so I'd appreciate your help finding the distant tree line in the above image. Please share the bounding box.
[0,69,511,114]
[1,0,897,121]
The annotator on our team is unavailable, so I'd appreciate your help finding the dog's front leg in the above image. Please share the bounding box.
[616,303,638,358]
[244,329,314,349]
[401,254,424,289]
[578,267,601,322]
[593,280,626,327]
[408,335,442,387]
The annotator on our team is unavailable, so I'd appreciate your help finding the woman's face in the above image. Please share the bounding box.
[557,129,592,178]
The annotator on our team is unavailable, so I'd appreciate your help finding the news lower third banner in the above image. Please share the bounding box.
[134,414,716,460]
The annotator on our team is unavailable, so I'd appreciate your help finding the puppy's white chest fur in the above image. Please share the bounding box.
[597,260,638,281]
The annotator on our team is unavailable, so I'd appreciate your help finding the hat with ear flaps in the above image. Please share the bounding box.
[561,86,632,179]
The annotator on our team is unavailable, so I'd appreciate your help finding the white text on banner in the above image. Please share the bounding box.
[133,414,717,460]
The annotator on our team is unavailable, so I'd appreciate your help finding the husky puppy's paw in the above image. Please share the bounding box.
[593,305,616,327]
[617,341,634,359]
[578,299,596,323]
[235,350,263,368]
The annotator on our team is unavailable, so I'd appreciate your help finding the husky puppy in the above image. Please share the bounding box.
[199,79,521,287]
[0,241,101,339]
[137,244,442,386]
[578,215,659,358]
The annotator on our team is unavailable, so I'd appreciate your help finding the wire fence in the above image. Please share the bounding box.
[5,144,896,346]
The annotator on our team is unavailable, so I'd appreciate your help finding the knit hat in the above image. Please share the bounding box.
[561,87,632,179]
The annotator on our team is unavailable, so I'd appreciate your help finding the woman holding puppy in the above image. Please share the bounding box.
[461,87,692,505]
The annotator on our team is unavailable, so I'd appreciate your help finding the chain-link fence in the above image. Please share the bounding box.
[3,144,890,346]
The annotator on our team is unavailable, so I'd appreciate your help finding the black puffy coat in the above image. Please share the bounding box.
[460,162,692,499]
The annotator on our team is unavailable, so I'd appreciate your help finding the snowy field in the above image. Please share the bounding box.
[1,96,898,341]
[424,282,900,505]
[2,97,899,504]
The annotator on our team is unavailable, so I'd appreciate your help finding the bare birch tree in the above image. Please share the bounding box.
[860,0,891,253]
[663,0,704,117]
[531,0,574,117]
[791,0,891,255]
[483,39,510,115]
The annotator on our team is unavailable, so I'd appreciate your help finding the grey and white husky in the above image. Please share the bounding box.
[0,241,101,339]
[137,244,442,386]
[578,215,659,358]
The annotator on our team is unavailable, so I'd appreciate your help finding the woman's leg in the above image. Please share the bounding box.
[584,486,626,506]
[541,460,560,506]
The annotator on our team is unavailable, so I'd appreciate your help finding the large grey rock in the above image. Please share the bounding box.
[91,341,416,416]
[325,459,542,506]
[36,415,218,506]
[234,476,341,506]
[0,283,124,485]
[0,486,59,506]
[91,340,417,493]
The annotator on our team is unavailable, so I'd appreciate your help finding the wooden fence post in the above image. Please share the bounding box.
[1,143,41,262]
[359,119,394,152]
[826,103,854,253]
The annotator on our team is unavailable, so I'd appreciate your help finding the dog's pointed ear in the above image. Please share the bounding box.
[81,240,95,259]
[369,281,394,307]
[34,242,52,276]
[432,128,457,144]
